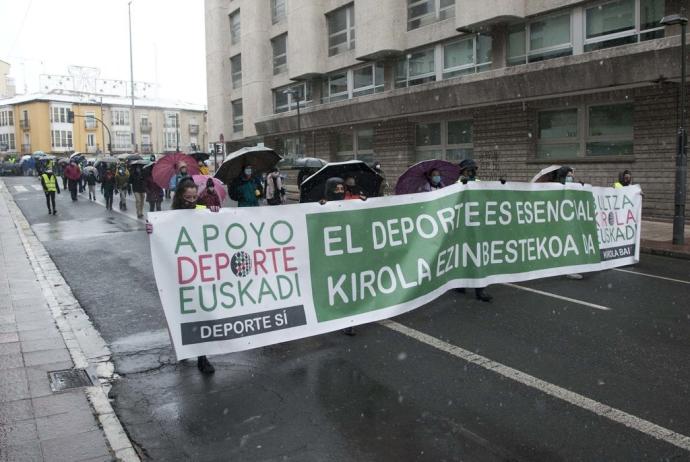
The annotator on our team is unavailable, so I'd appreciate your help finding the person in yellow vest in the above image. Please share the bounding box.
[40,167,61,215]
[614,170,632,189]
[146,180,220,374]
[456,159,493,302]
[198,160,210,176]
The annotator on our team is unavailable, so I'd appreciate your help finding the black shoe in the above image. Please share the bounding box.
[53,210,57,215]
[341,327,356,336]
[197,356,215,374]
[475,288,493,302]
[48,209,52,215]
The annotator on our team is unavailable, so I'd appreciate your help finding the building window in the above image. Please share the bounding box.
[443,34,492,78]
[230,10,241,45]
[51,106,72,124]
[85,111,97,129]
[322,63,384,103]
[407,0,454,31]
[271,0,286,24]
[274,82,311,113]
[272,34,287,75]
[164,112,179,128]
[415,120,473,162]
[164,132,177,150]
[395,47,436,88]
[232,100,243,133]
[114,131,131,149]
[327,4,355,56]
[537,103,633,159]
[584,0,664,51]
[508,12,572,65]
[327,72,349,102]
[0,110,13,127]
[336,128,375,163]
[0,133,15,151]
[112,109,130,126]
[87,133,96,147]
[51,130,73,149]
[231,54,242,89]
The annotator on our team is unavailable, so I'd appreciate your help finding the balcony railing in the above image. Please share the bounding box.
[86,145,98,153]
[20,119,29,130]
[21,144,31,154]
[141,143,153,154]
[85,120,97,130]
[140,121,152,133]
[189,124,199,135]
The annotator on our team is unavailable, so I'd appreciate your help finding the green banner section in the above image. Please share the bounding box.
[307,188,599,322]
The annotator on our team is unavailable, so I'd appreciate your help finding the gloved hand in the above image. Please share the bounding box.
[209,206,220,212]
[57,190,61,194]
[500,178,506,185]
[461,178,468,185]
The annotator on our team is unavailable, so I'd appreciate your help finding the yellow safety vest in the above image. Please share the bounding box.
[195,204,207,210]
[613,182,623,189]
[41,173,57,192]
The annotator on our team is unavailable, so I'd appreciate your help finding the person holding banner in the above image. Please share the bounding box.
[456,159,493,302]
[147,180,220,374]
[552,166,585,280]
[614,170,632,189]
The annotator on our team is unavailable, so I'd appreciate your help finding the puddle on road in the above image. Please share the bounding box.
[31,217,144,241]
[111,329,171,354]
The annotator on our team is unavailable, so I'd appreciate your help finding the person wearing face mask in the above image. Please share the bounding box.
[456,159,493,302]
[146,181,219,374]
[344,175,367,200]
[230,164,263,207]
[419,168,445,192]
[552,166,585,280]
[198,178,222,207]
[614,169,632,188]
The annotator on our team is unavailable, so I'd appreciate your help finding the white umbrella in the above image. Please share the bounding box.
[530,165,561,183]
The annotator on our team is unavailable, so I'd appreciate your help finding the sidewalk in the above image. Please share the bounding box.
[641,220,690,260]
[0,183,137,462]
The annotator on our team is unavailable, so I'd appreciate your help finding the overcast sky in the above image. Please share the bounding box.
[0,0,207,105]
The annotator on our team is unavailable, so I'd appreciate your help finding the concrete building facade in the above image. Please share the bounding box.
[205,0,690,219]
[0,93,207,157]
[0,60,15,99]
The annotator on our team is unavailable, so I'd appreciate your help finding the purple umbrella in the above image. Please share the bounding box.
[394,160,461,195]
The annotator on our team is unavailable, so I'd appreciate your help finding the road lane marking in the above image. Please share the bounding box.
[381,320,690,452]
[503,283,611,311]
[14,185,27,192]
[613,268,690,285]
[31,184,43,191]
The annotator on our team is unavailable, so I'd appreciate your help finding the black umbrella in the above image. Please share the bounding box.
[294,157,328,169]
[129,160,149,166]
[126,154,143,163]
[214,146,282,184]
[299,160,383,203]
[190,151,210,162]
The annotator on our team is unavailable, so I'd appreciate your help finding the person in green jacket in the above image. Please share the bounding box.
[230,164,263,207]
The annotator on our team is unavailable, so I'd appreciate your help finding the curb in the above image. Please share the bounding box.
[640,246,690,260]
[0,180,140,462]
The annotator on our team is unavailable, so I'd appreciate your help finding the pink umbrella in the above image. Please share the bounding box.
[192,175,227,202]
[152,153,200,189]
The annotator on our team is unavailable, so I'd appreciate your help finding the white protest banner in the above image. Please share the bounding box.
[592,185,642,268]
[148,182,642,360]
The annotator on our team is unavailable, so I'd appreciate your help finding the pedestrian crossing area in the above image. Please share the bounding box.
[11,184,44,193]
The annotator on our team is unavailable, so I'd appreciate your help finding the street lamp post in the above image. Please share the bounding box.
[128,1,137,153]
[284,88,302,155]
[661,14,688,245]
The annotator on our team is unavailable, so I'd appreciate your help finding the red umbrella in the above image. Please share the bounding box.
[152,153,200,189]
[192,174,227,202]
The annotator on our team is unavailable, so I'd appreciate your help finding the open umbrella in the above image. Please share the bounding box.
[190,152,210,162]
[192,174,227,202]
[32,151,46,158]
[129,159,149,167]
[57,158,69,166]
[299,160,383,203]
[152,152,199,189]
[294,157,328,169]
[20,155,32,162]
[394,160,461,195]
[530,165,561,183]
[126,154,143,164]
[215,146,281,184]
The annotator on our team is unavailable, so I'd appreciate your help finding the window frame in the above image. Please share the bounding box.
[327,3,355,57]
[322,63,384,103]
[442,34,493,78]
[232,99,243,133]
[271,0,286,24]
[229,10,241,45]
[536,102,634,159]
[583,0,664,51]
[414,119,474,162]
[230,54,242,89]
[272,33,288,75]
[407,0,455,31]
[273,82,311,113]
[85,111,97,129]
[336,127,375,163]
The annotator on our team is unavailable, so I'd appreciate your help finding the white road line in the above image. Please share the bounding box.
[503,283,612,311]
[613,268,690,285]
[14,185,27,192]
[31,184,43,191]
[381,320,690,453]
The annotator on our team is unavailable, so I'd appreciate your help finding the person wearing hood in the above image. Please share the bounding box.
[230,164,263,207]
[64,160,82,201]
[115,164,130,211]
[418,168,446,192]
[265,167,285,206]
[146,181,219,374]
[40,167,60,215]
[614,170,632,188]
[198,178,222,207]
[344,175,367,200]
[456,158,493,302]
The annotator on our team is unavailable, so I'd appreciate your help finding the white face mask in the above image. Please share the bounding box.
[565,176,574,183]
[244,168,252,176]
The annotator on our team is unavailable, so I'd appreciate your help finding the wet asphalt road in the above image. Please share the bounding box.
[4,176,690,461]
